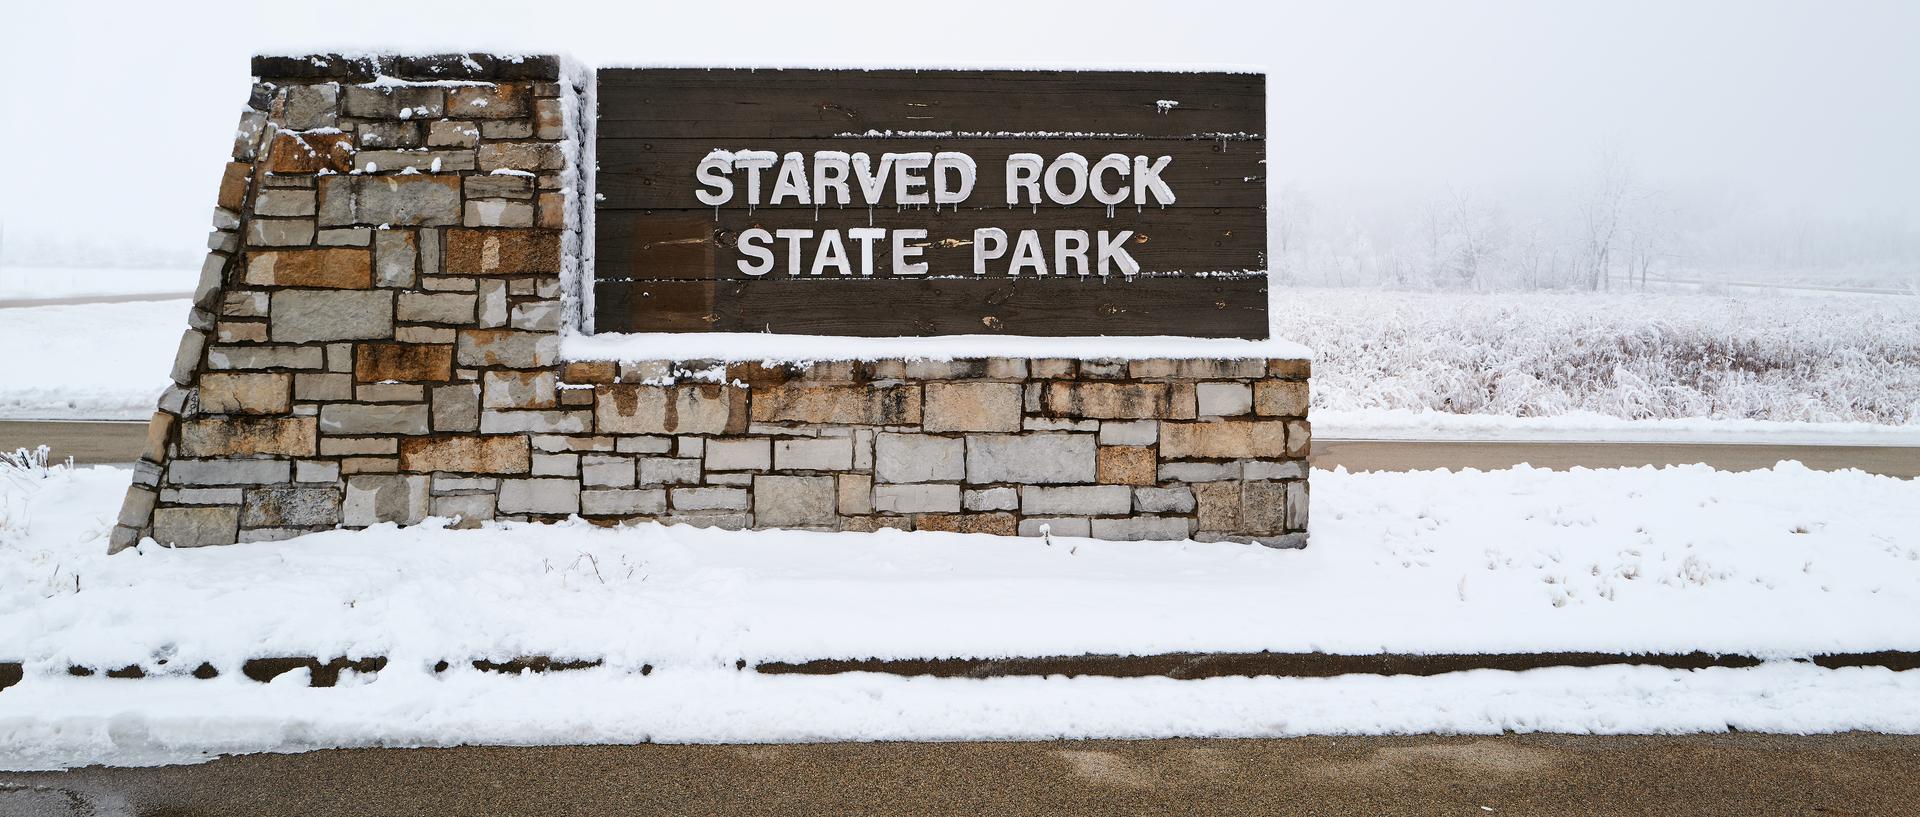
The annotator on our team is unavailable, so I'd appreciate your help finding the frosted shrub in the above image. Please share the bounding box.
[1277,289,1920,424]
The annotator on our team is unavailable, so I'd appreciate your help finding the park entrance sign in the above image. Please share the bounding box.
[591,69,1268,337]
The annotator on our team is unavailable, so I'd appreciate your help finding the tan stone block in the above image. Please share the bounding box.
[354,343,454,383]
[246,248,372,289]
[1097,445,1158,486]
[751,384,922,425]
[837,473,873,515]
[537,191,566,230]
[1160,420,1287,459]
[1195,481,1241,531]
[1128,358,1267,379]
[356,383,425,402]
[595,384,736,434]
[142,412,174,463]
[399,435,531,474]
[1040,382,1168,419]
[1241,481,1288,535]
[840,515,911,533]
[923,382,1022,433]
[1254,380,1310,417]
[320,437,399,456]
[266,131,353,174]
[483,370,558,409]
[563,361,617,384]
[1287,420,1311,458]
[217,162,251,211]
[447,83,530,119]
[215,321,269,344]
[198,372,291,415]
[340,456,400,474]
[914,512,1018,536]
[444,228,561,275]
[1168,382,1198,420]
[1268,358,1311,379]
[179,416,316,457]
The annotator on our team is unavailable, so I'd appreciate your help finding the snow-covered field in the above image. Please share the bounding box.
[0,299,184,421]
[0,265,195,301]
[3,458,1918,767]
[1278,288,1920,428]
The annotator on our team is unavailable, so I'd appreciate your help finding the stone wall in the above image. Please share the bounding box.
[110,53,1311,552]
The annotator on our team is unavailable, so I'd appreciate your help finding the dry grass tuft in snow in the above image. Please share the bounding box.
[1276,288,1920,424]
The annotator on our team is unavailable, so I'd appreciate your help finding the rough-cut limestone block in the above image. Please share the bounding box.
[1128,359,1267,380]
[444,228,562,275]
[271,290,393,343]
[1096,445,1157,486]
[750,384,921,426]
[208,345,327,371]
[240,486,342,528]
[399,436,531,474]
[1254,380,1310,417]
[873,483,961,514]
[198,372,291,415]
[671,486,748,511]
[253,188,317,217]
[580,455,636,488]
[963,433,1096,485]
[431,383,481,432]
[456,329,560,369]
[344,474,430,526]
[479,409,590,434]
[915,513,1018,536]
[640,457,703,486]
[753,475,837,528]
[963,486,1019,512]
[874,433,964,484]
[355,343,454,383]
[342,85,445,119]
[168,458,291,486]
[1287,420,1311,458]
[432,494,496,528]
[1240,480,1289,535]
[317,175,462,227]
[1196,382,1253,417]
[594,384,737,435]
[152,506,240,547]
[275,83,339,129]
[374,231,419,287]
[922,382,1022,433]
[397,292,476,325]
[1097,420,1158,446]
[1133,486,1197,514]
[1039,382,1169,419]
[837,473,873,515]
[577,488,663,516]
[497,478,580,515]
[1018,517,1089,537]
[1020,485,1131,516]
[1090,516,1193,541]
[774,437,853,472]
[481,370,558,409]
[1195,481,1242,532]
[1267,359,1311,380]
[1287,481,1310,531]
[267,132,353,174]
[1160,420,1288,460]
[477,142,564,172]
[319,403,431,436]
[447,84,530,118]
[179,417,316,458]
[1245,460,1307,480]
[707,438,771,471]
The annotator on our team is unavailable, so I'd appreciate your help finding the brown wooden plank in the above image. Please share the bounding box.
[593,275,1269,338]
[595,69,1264,139]
[597,138,1266,210]
[594,207,1267,282]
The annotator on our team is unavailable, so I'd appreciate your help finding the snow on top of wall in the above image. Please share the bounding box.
[561,332,1310,364]
[594,60,1265,74]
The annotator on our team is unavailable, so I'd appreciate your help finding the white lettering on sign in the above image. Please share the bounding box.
[693,149,1173,277]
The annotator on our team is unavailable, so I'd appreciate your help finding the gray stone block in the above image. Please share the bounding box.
[343,474,430,526]
[1091,516,1193,541]
[1018,517,1090,538]
[432,383,481,432]
[160,488,245,505]
[1244,460,1307,481]
[1133,486,1197,514]
[169,458,291,486]
[1098,420,1159,446]
[874,433,964,483]
[1287,481,1310,530]
[170,330,207,385]
[753,475,837,528]
[398,292,475,324]
[296,460,341,483]
[246,219,316,247]
[271,290,394,343]
[873,483,960,514]
[639,457,702,486]
[1021,485,1132,515]
[320,403,430,435]
[581,455,635,488]
[375,230,419,287]
[509,300,564,332]
[672,486,749,511]
[774,437,852,471]
[117,486,156,528]
[241,486,342,528]
[964,433,1096,484]
[581,488,667,516]
[497,478,580,515]
[531,453,579,476]
[706,438,771,471]
[1158,461,1240,483]
[480,409,589,434]
[151,506,240,547]
[1196,382,1253,417]
[432,493,497,528]
[317,175,461,227]
[207,345,327,371]
[963,486,1019,512]
[278,82,338,129]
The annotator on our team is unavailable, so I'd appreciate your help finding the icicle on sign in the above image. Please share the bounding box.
[592,68,1267,338]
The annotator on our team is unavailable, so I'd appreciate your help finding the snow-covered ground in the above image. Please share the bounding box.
[0,299,183,421]
[3,459,1917,767]
[0,265,195,301]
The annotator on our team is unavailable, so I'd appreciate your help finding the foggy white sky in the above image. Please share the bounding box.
[3,0,1915,265]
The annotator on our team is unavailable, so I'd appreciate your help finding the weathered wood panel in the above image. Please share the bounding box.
[592,68,1268,338]
[594,276,1270,338]
[597,138,1266,210]
[595,208,1267,282]
[597,69,1264,139]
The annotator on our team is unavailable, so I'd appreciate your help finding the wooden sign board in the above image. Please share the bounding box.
[592,68,1267,338]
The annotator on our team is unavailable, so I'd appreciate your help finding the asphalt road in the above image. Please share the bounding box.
[6,419,1917,477]
[4,733,1918,816]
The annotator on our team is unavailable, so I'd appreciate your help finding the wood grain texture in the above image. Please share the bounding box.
[593,275,1270,338]
[596,69,1264,139]
[592,68,1267,338]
